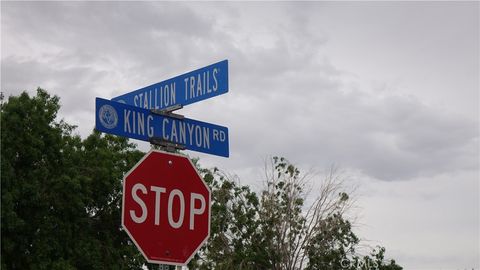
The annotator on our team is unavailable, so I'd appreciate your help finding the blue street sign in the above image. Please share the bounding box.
[95,98,229,157]
[112,60,228,109]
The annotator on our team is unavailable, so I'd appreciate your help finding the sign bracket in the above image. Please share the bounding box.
[151,104,184,120]
[149,105,186,153]
[149,137,186,153]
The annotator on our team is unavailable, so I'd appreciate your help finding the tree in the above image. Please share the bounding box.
[190,157,402,270]
[187,166,265,270]
[1,89,146,269]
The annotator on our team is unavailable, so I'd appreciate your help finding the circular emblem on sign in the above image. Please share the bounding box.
[99,104,118,129]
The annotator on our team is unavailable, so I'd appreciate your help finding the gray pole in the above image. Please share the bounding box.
[151,106,186,270]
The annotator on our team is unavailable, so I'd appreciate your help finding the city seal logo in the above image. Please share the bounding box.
[99,104,118,129]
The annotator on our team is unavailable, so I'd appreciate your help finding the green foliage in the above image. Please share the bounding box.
[189,168,266,270]
[258,156,306,269]
[305,213,359,270]
[1,89,145,269]
[190,157,402,270]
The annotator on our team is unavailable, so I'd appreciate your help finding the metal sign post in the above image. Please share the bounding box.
[153,108,187,270]
[152,109,187,270]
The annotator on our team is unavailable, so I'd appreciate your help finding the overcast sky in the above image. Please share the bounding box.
[1,2,479,269]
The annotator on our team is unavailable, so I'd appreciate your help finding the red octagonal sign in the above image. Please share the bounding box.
[122,150,211,265]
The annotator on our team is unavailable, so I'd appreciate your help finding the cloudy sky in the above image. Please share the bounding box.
[2,1,479,269]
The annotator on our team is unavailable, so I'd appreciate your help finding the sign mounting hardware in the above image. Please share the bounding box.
[149,137,187,153]
[151,104,184,120]
[149,104,186,152]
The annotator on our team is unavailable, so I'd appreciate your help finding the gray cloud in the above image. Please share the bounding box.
[2,2,479,268]
[225,75,478,180]
[3,1,478,176]
[2,1,477,182]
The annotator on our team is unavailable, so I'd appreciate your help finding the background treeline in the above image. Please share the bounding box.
[1,89,402,270]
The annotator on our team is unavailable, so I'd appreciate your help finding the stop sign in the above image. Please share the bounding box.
[122,150,211,265]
